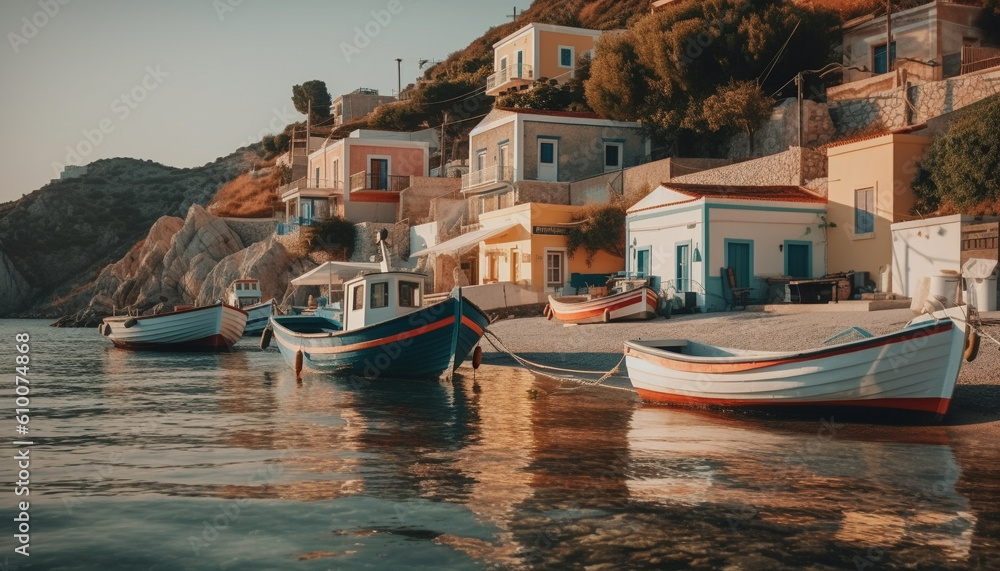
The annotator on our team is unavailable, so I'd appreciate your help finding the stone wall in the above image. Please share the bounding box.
[399,176,462,224]
[829,67,1000,134]
[670,147,827,192]
[222,218,278,246]
[516,180,570,205]
[728,99,838,158]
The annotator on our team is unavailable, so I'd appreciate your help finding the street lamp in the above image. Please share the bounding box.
[793,63,869,147]
[395,58,402,97]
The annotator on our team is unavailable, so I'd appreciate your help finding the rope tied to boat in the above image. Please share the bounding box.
[481,329,632,392]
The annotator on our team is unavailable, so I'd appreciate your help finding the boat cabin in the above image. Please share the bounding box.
[227,279,262,308]
[341,271,426,331]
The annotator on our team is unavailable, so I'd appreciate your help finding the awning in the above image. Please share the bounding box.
[291,261,382,286]
[409,223,521,257]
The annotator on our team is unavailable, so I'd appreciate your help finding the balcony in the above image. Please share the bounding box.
[485,64,534,96]
[349,171,411,193]
[461,165,515,193]
[278,177,342,201]
[961,46,1000,76]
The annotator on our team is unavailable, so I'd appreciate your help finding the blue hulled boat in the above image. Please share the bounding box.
[264,231,490,381]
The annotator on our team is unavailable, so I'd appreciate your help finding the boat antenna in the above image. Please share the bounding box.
[377,228,391,273]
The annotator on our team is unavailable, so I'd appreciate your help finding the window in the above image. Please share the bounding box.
[545,250,565,286]
[855,188,875,235]
[370,282,389,308]
[476,149,486,172]
[603,142,623,172]
[314,167,320,187]
[873,42,896,74]
[676,243,690,292]
[352,284,365,310]
[399,281,419,307]
[539,141,555,164]
[559,46,574,68]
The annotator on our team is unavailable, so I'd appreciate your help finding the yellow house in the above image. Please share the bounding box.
[410,202,624,295]
[485,23,604,97]
[826,130,931,289]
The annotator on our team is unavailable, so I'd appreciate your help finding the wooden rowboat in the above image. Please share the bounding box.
[547,285,658,323]
[624,306,972,416]
[99,302,248,351]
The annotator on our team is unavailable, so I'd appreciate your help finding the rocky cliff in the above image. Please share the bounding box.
[0,151,258,316]
[53,204,316,327]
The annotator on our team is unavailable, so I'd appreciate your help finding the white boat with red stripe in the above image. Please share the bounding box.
[99,301,248,351]
[547,285,658,324]
[624,303,975,417]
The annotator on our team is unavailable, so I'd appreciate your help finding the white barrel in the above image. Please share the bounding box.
[967,275,998,312]
[929,273,960,304]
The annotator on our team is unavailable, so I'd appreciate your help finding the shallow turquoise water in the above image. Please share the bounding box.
[1,319,998,570]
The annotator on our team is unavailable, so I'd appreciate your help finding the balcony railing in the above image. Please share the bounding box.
[961,46,1000,75]
[461,165,515,191]
[349,171,410,192]
[278,177,341,197]
[486,64,534,93]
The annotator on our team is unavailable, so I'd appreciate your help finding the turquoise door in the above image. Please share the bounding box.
[726,241,751,288]
[785,243,811,278]
[676,244,690,291]
[636,248,650,278]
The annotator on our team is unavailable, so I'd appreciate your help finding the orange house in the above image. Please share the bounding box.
[486,23,604,97]
[280,129,429,226]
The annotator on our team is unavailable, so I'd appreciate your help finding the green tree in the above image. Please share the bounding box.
[305,216,356,258]
[585,0,838,153]
[702,80,774,156]
[978,0,1000,47]
[912,95,1000,215]
[291,80,332,123]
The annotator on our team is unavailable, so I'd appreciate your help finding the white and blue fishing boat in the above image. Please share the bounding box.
[263,230,490,381]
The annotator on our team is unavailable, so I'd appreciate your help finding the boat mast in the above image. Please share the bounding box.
[377,228,391,273]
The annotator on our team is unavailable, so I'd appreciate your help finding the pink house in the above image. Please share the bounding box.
[279,129,431,227]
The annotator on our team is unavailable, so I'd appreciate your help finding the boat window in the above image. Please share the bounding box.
[371,282,389,308]
[399,281,420,307]
[352,284,365,310]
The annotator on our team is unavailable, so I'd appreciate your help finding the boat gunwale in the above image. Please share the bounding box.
[102,301,248,323]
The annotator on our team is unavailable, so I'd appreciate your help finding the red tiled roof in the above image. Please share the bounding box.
[822,123,927,150]
[493,106,604,120]
[664,183,827,203]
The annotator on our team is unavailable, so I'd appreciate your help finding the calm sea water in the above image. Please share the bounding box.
[2,318,999,570]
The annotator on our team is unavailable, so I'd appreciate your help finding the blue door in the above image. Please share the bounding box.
[675,244,690,291]
[636,248,650,278]
[517,51,523,77]
[785,243,811,278]
[370,158,388,190]
[726,241,751,288]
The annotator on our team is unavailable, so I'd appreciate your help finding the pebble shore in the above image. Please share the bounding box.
[481,307,1000,423]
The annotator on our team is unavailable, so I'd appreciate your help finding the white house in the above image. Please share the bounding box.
[626,183,828,311]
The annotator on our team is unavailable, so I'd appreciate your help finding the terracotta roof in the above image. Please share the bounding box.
[493,106,604,120]
[664,183,826,204]
[822,123,927,150]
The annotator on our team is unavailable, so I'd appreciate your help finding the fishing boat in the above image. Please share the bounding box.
[98,301,248,351]
[623,303,975,416]
[226,278,275,336]
[263,230,490,381]
[547,283,658,323]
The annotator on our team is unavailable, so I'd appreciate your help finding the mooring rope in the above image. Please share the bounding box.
[482,329,632,391]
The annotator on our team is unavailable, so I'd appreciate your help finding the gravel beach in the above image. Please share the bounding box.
[480,307,1000,425]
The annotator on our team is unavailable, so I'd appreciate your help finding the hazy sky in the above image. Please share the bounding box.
[0,0,515,203]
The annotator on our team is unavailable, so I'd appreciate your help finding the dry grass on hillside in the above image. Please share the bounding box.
[208,160,282,218]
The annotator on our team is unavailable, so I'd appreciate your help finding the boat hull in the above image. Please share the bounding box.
[102,303,248,351]
[242,299,275,336]
[548,286,658,323]
[624,317,966,415]
[269,292,489,381]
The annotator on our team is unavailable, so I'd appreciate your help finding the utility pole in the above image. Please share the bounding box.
[796,71,803,148]
[508,7,519,21]
[306,100,311,155]
[440,112,448,178]
[886,0,893,72]
[395,58,402,97]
